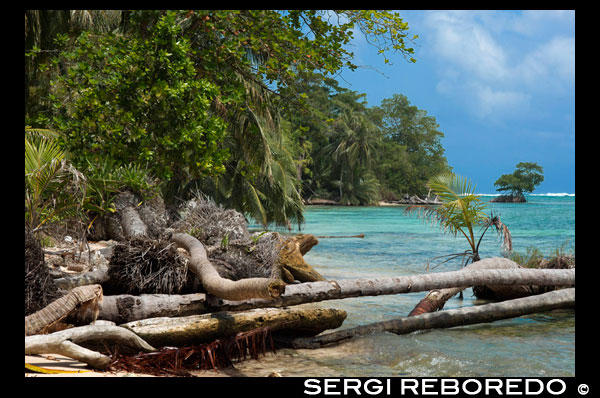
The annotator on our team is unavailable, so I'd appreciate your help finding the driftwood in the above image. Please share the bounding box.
[408,258,522,316]
[119,307,347,347]
[53,263,110,290]
[25,324,156,369]
[25,284,103,336]
[93,264,575,323]
[171,232,286,301]
[278,234,325,282]
[285,288,575,348]
[97,293,208,324]
[316,234,365,239]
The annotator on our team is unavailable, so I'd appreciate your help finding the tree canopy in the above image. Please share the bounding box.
[25,10,450,229]
[494,162,544,197]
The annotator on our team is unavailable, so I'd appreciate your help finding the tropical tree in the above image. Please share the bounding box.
[405,172,512,267]
[375,94,450,196]
[25,128,86,233]
[328,110,381,204]
[494,162,544,198]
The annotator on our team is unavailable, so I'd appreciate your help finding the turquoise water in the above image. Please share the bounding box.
[237,195,575,377]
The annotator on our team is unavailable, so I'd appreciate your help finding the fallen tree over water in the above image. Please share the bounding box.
[284,288,575,348]
[93,264,574,323]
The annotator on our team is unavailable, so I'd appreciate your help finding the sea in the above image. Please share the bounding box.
[231,194,575,377]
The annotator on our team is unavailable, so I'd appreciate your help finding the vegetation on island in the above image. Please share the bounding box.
[492,162,544,202]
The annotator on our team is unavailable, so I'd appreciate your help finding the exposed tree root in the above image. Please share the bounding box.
[170,232,286,301]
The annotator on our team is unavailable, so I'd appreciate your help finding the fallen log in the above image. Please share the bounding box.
[119,307,347,347]
[53,264,110,290]
[94,265,575,323]
[171,232,286,301]
[408,257,522,316]
[285,288,575,348]
[316,234,365,239]
[25,284,103,336]
[98,293,208,324]
[25,324,156,369]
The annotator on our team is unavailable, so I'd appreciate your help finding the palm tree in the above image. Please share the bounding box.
[405,172,512,267]
[25,128,87,233]
[329,110,381,204]
[190,76,304,229]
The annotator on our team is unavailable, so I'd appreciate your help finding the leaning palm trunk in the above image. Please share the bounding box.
[286,288,575,348]
[25,284,103,336]
[170,232,286,301]
[93,262,574,323]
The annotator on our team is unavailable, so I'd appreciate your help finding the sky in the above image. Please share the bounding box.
[336,10,575,194]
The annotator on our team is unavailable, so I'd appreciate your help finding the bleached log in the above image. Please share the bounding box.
[286,288,575,348]
[95,264,574,323]
[24,324,156,369]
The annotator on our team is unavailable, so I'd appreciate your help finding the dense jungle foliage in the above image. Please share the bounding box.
[25,10,450,230]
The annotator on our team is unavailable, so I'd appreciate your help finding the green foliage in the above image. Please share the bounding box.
[494,162,544,196]
[43,11,229,200]
[82,156,159,215]
[375,94,450,196]
[27,10,438,229]
[405,172,511,266]
[25,128,87,231]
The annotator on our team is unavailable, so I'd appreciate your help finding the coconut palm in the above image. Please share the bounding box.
[25,128,87,232]
[189,76,304,229]
[328,110,381,204]
[405,172,512,267]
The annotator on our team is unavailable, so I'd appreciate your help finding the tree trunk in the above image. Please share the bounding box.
[170,232,286,301]
[285,288,575,348]
[97,293,208,324]
[119,307,347,347]
[278,234,326,282]
[119,206,147,238]
[25,324,156,369]
[408,257,523,316]
[93,264,574,323]
[25,285,103,336]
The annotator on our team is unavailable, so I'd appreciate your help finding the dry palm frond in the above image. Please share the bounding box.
[105,238,191,295]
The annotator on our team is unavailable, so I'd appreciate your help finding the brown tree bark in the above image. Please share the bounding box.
[25,285,103,336]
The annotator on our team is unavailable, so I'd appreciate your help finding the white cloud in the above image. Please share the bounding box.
[419,10,574,120]
[518,36,574,87]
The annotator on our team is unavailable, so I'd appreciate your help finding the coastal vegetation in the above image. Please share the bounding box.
[404,172,512,267]
[492,162,544,203]
[25,10,449,231]
[25,10,574,376]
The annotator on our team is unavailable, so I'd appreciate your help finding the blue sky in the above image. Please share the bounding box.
[336,10,575,194]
